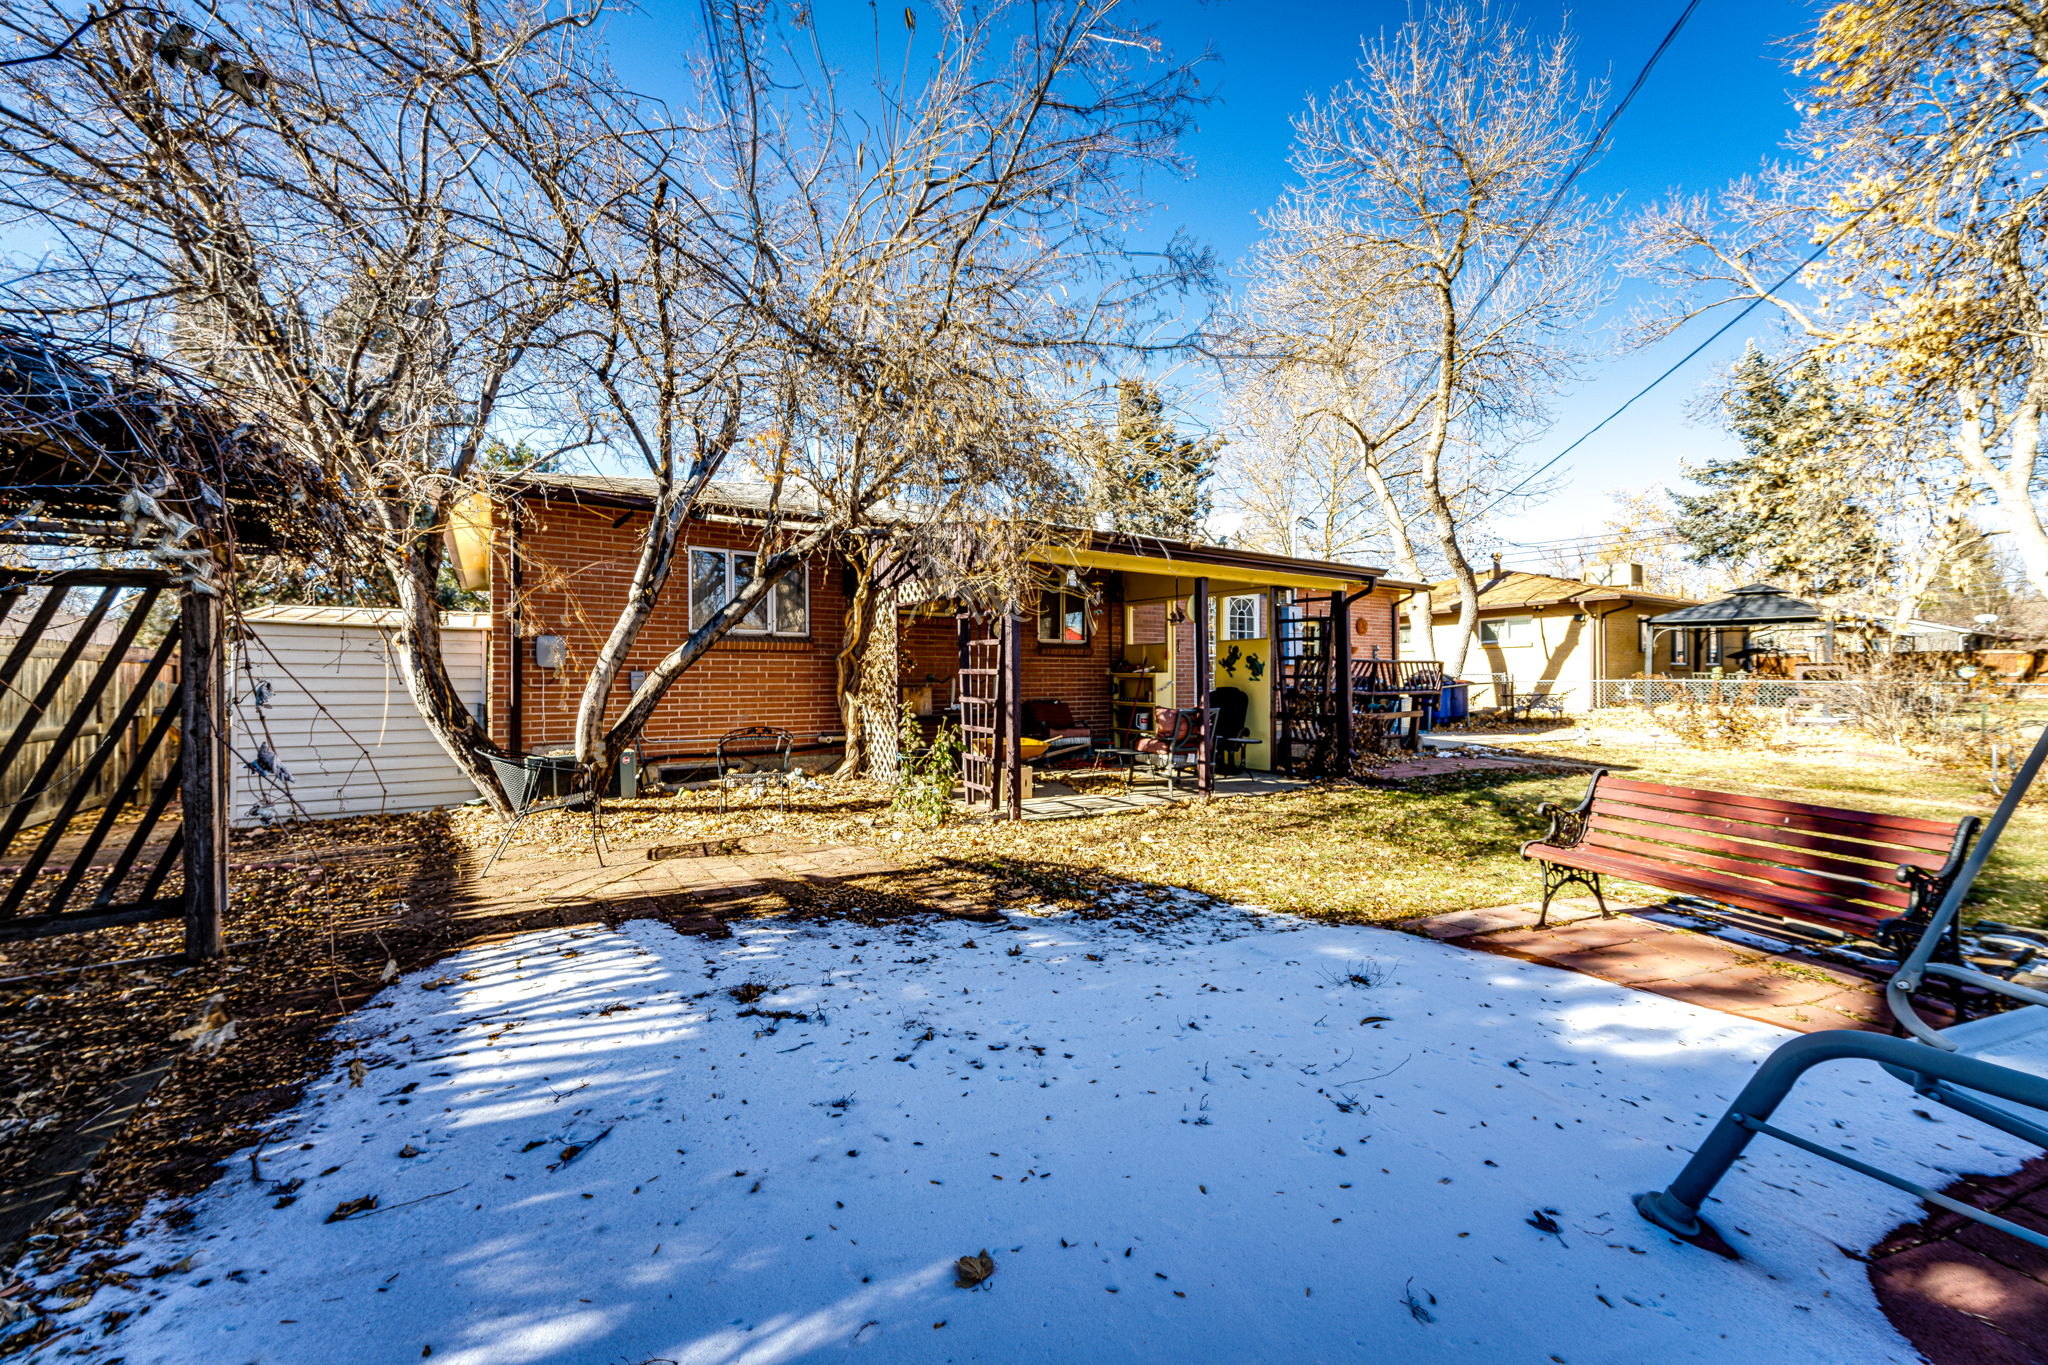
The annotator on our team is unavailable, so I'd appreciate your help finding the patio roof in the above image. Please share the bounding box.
[1426,569,1695,616]
[1643,583,1825,629]
[1044,531,1413,593]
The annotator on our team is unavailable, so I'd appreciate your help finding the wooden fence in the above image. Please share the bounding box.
[0,638,179,837]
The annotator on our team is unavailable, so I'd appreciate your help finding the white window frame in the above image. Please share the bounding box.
[1222,593,1263,641]
[688,547,808,638]
[1480,615,1532,647]
[1037,587,1090,644]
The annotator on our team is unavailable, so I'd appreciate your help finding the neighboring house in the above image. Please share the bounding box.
[479,474,1424,778]
[231,606,491,825]
[1425,563,1697,712]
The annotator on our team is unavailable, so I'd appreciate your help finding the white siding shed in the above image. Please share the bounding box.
[231,607,490,825]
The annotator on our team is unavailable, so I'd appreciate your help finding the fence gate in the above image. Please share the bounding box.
[0,568,225,954]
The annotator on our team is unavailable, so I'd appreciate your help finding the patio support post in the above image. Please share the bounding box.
[1003,605,1023,820]
[180,582,228,960]
[1332,590,1351,778]
[1193,578,1213,795]
[955,612,970,701]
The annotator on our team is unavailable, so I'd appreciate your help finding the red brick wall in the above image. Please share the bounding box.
[1020,573,1119,734]
[1293,586,1402,660]
[491,498,850,753]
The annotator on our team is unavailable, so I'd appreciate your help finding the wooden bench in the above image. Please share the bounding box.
[1521,771,1978,944]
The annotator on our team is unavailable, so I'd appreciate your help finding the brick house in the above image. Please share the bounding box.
[476,474,1423,784]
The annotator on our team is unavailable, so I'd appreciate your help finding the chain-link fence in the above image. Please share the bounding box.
[1587,677,2048,710]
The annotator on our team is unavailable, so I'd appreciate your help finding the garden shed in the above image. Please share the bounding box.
[232,606,491,825]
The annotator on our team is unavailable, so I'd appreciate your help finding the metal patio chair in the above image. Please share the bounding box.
[1636,724,2048,1254]
[715,725,797,813]
[480,750,604,875]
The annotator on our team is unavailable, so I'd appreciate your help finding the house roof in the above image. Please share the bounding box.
[506,472,1425,592]
[241,605,491,631]
[1643,583,1823,629]
[1428,570,1695,617]
[503,472,828,518]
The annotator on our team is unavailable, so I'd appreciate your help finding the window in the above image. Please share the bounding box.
[1399,619,1413,648]
[1479,615,1532,646]
[1038,588,1089,644]
[1703,630,1721,666]
[1223,594,1263,641]
[688,548,807,636]
[1670,630,1689,667]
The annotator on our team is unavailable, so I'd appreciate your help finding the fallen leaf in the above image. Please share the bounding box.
[954,1249,996,1289]
[325,1196,377,1223]
[397,1145,421,1159]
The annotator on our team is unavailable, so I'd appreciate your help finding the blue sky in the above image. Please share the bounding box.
[1135,0,1822,550]
[603,1,1823,556]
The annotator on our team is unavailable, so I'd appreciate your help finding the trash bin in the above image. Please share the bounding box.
[1438,681,1470,724]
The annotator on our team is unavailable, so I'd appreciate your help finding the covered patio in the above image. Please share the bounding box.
[899,532,1433,820]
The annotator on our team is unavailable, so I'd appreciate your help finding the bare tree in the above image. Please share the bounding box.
[1229,4,1606,674]
[1626,0,2048,599]
[2,0,1206,808]
[0,0,643,813]
[564,0,1207,781]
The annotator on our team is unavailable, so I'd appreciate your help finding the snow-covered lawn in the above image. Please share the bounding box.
[41,899,2032,1363]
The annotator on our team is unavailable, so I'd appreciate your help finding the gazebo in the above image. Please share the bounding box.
[1642,583,1832,671]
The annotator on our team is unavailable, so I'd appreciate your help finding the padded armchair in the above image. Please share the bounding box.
[1128,706,1217,790]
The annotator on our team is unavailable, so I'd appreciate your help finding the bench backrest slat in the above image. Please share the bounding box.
[1587,812,1920,906]
[1598,774,1962,839]
[1583,827,1915,913]
[1595,779,1961,854]
[1587,800,1954,872]
[1558,843,1890,932]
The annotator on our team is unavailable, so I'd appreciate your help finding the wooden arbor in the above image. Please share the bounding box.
[0,328,336,959]
[1274,588,1443,779]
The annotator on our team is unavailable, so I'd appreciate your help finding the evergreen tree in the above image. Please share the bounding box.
[1669,348,1890,598]
[1093,380,1221,540]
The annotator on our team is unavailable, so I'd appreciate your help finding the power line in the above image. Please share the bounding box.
[1480,70,2048,521]
[1367,0,1703,434]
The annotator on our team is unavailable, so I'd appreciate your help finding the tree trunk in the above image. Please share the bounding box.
[1419,293,1480,678]
[831,558,881,777]
[1954,384,2048,600]
[1359,458,1436,660]
[572,493,689,769]
[596,533,824,775]
[389,542,512,818]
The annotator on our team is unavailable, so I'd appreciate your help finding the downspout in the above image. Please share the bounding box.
[1386,587,1419,660]
[507,497,525,757]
